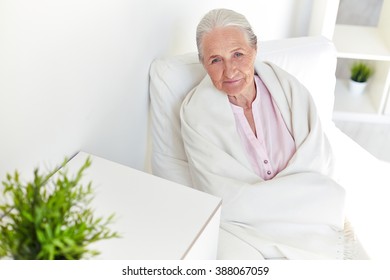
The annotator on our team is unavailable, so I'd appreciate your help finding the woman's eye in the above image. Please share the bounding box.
[211,58,221,64]
[234,52,243,58]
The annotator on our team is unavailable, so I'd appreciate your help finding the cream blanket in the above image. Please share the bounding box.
[180,61,349,259]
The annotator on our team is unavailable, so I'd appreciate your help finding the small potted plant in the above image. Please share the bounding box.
[349,61,373,94]
[0,157,119,260]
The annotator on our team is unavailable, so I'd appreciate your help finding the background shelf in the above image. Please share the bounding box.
[334,79,377,114]
[310,0,390,123]
[333,25,390,60]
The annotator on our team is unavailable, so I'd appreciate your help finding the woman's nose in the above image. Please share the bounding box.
[224,61,236,78]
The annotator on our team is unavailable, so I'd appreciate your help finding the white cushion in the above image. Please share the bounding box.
[149,36,337,186]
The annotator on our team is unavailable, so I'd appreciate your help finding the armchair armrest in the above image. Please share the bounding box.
[325,123,390,259]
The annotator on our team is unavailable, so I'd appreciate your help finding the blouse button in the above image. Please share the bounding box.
[264,160,268,164]
[267,171,272,175]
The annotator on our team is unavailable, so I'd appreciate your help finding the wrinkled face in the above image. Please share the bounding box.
[201,26,257,97]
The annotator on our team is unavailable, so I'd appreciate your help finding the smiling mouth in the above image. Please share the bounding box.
[224,78,242,84]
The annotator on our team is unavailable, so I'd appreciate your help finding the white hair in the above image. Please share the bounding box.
[196,8,258,61]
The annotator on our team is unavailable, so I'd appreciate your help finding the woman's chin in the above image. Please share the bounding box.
[222,87,244,96]
[221,79,248,94]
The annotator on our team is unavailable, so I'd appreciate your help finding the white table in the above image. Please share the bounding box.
[64,152,222,259]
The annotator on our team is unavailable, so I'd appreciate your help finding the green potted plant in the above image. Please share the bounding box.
[349,61,373,94]
[0,157,119,260]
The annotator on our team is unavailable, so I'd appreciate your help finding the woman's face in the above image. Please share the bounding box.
[201,26,257,97]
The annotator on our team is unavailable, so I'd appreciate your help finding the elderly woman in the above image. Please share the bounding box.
[180,9,353,259]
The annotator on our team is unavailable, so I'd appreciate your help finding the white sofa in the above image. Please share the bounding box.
[149,36,390,259]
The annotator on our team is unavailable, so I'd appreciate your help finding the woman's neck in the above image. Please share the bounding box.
[228,81,257,110]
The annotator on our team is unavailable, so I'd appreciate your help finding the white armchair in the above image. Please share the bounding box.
[149,36,390,259]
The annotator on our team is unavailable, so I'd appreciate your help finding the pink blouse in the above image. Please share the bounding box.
[230,75,296,180]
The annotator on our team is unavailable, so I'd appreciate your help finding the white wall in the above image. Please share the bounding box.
[0,0,313,178]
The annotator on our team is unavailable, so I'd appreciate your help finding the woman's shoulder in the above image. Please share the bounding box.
[255,60,308,95]
[255,60,296,80]
[181,74,228,113]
